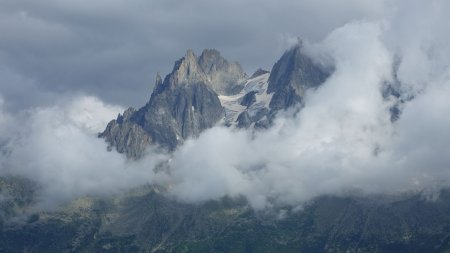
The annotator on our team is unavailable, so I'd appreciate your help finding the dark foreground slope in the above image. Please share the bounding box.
[1,177,450,253]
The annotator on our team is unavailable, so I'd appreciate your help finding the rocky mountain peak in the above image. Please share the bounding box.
[267,40,330,110]
[198,49,226,73]
[100,45,331,157]
[100,49,228,156]
[198,49,247,95]
[161,48,246,96]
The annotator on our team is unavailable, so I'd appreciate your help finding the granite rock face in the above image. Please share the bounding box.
[267,41,330,111]
[99,49,244,156]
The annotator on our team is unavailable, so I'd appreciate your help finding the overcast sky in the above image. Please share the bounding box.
[0,0,384,110]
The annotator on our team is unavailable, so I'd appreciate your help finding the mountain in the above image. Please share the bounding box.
[2,43,450,253]
[100,41,331,157]
[232,40,332,128]
[100,49,246,157]
[1,177,449,252]
[219,70,272,128]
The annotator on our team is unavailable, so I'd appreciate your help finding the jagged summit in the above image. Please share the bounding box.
[226,42,331,129]
[160,49,205,90]
[198,48,223,70]
[154,72,162,90]
[156,49,247,95]
[101,45,332,157]
[101,48,249,157]
[267,40,331,110]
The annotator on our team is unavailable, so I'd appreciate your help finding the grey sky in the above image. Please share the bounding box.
[0,0,383,110]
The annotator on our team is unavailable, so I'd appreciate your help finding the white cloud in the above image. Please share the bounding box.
[66,96,123,134]
[0,95,166,210]
[1,0,450,211]
[165,21,396,208]
[164,9,450,209]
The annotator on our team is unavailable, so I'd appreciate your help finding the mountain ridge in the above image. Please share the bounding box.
[100,42,331,158]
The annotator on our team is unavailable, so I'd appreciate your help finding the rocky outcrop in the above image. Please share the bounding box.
[267,40,330,111]
[99,108,151,158]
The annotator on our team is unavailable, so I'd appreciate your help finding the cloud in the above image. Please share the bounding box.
[383,0,450,94]
[163,4,450,209]
[165,21,396,209]
[1,0,450,211]
[0,95,167,210]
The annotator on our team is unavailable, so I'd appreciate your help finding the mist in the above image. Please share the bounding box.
[1,0,450,210]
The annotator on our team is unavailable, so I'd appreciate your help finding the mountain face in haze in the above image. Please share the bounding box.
[100,42,330,157]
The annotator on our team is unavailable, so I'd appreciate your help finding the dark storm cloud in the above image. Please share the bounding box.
[0,0,382,110]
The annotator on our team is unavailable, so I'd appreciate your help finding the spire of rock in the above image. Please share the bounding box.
[155,72,162,86]
[167,49,204,87]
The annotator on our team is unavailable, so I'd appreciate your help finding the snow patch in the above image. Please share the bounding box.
[219,73,272,126]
